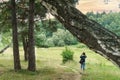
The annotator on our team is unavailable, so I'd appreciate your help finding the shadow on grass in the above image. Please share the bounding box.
[6,66,56,76]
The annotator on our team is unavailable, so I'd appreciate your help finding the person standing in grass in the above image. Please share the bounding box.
[79,52,87,71]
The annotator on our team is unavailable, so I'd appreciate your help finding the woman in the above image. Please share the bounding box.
[80,52,87,71]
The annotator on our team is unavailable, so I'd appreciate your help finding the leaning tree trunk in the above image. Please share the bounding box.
[41,0,120,67]
[11,0,21,71]
[28,0,36,71]
[0,44,11,54]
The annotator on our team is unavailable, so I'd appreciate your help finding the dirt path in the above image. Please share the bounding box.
[53,72,81,80]
[51,65,81,80]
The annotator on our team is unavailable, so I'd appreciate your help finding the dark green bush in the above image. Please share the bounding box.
[61,47,74,63]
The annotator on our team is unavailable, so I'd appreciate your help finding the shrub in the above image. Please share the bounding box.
[57,40,65,47]
[76,43,87,48]
[35,33,46,47]
[44,38,55,47]
[61,47,74,63]
[64,31,78,45]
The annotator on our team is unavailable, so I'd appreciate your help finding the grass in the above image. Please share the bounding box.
[0,45,120,80]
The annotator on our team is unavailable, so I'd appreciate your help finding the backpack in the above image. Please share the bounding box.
[79,59,84,64]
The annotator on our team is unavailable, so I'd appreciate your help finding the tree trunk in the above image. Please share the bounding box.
[22,35,28,61]
[11,0,21,71]
[0,44,10,54]
[28,0,36,71]
[41,0,120,67]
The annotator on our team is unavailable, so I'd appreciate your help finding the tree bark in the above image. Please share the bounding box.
[41,0,120,67]
[22,35,28,61]
[11,0,21,71]
[0,44,10,54]
[28,0,36,71]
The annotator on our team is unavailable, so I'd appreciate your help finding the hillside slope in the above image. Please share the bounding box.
[76,0,120,14]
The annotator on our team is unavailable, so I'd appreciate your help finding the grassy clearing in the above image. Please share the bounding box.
[0,45,120,80]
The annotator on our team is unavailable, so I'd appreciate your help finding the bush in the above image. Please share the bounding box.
[44,38,55,47]
[64,31,78,45]
[61,47,74,63]
[76,43,87,48]
[57,40,65,47]
[35,33,46,47]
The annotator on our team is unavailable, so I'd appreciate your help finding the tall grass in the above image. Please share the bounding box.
[0,45,120,80]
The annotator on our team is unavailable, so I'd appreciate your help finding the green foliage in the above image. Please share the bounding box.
[64,31,78,45]
[57,40,65,46]
[86,12,120,36]
[52,29,78,46]
[0,2,11,33]
[34,2,47,18]
[52,29,66,46]
[76,43,87,48]
[0,1,79,48]
[61,47,74,63]
[35,20,78,47]
[41,19,58,33]
[35,33,47,47]
[0,1,48,47]
[44,38,55,47]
